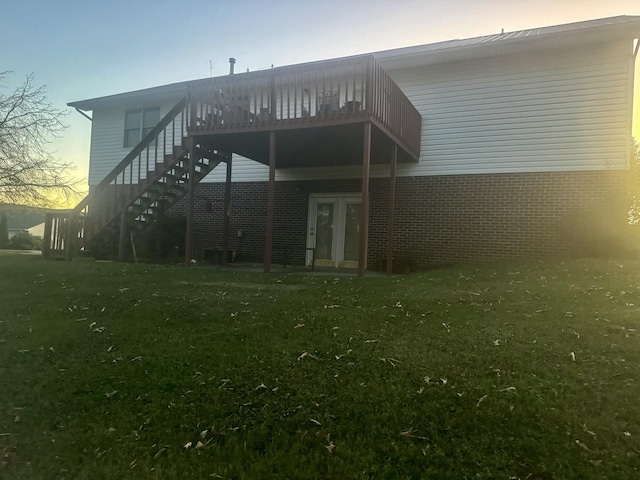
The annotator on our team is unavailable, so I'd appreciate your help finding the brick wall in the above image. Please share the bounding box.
[169,178,362,264]
[388,171,633,268]
[167,170,632,269]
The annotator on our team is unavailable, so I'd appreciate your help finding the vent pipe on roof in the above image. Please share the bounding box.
[229,58,236,75]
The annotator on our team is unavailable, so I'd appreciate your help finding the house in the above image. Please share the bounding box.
[44,16,640,273]
[7,223,45,240]
[27,222,45,238]
[8,227,27,240]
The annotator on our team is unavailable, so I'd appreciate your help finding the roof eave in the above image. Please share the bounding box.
[68,81,190,111]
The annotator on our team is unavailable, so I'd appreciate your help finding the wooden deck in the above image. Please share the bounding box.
[188,54,421,167]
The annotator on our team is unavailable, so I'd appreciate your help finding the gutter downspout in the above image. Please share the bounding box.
[74,107,92,122]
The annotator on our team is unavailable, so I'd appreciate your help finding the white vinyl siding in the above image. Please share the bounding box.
[88,40,633,185]
[389,40,631,176]
[277,40,633,182]
[203,156,269,183]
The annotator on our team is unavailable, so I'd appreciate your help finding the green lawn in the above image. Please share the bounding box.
[1,252,639,479]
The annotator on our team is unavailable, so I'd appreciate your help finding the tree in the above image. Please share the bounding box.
[0,71,79,206]
[0,214,7,248]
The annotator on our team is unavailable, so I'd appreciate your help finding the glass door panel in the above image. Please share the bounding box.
[342,203,360,263]
[307,195,363,269]
[315,203,335,264]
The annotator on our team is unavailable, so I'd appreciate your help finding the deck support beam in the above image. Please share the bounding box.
[43,213,53,259]
[184,139,196,266]
[358,122,372,277]
[118,210,128,262]
[386,144,397,275]
[65,212,78,262]
[264,132,276,273]
[221,154,232,266]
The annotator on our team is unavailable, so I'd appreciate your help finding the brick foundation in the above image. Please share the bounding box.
[167,170,632,269]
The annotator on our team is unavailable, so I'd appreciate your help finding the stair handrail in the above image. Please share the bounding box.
[72,94,189,215]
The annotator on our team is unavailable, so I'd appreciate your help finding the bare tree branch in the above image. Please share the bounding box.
[0,71,81,206]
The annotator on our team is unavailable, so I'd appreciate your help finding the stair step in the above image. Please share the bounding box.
[172,164,188,174]
[163,172,188,183]
[130,202,163,216]
[147,180,186,192]
[82,134,226,256]
[139,212,158,223]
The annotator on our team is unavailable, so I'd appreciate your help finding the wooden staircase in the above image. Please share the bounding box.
[43,95,227,261]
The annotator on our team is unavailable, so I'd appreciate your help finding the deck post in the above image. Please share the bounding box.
[118,210,127,262]
[188,90,197,132]
[386,144,397,274]
[65,212,77,262]
[154,205,164,261]
[184,140,196,266]
[358,122,372,277]
[264,132,276,273]
[43,213,53,259]
[221,154,232,266]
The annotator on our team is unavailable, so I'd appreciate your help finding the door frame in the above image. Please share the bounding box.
[306,193,363,268]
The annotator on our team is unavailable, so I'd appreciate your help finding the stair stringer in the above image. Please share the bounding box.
[86,141,228,258]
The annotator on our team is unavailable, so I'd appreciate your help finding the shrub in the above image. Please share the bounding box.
[8,231,41,250]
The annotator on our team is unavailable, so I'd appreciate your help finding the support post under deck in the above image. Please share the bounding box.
[118,210,128,262]
[358,122,371,277]
[264,132,276,273]
[386,144,397,275]
[65,212,77,262]
[184,140,196,266]
[43,213,52,259]
[221,154,232,266]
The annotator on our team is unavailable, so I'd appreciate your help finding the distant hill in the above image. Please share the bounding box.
[0,203,47,229]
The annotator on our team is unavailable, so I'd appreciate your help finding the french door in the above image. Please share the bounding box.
[307,194,361,268]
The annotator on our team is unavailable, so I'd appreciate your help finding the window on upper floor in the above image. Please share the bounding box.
[124,107,160,148]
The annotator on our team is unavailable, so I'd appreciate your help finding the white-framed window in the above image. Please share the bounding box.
[124,107,160,148]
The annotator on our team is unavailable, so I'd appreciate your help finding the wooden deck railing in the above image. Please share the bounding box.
[42,210,71,259]
[370,60,422,158]
[188,54,421,159]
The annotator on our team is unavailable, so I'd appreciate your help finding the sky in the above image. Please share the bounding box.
[1,0,639,205]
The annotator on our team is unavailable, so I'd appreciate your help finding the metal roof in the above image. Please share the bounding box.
[374,15,640,61]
